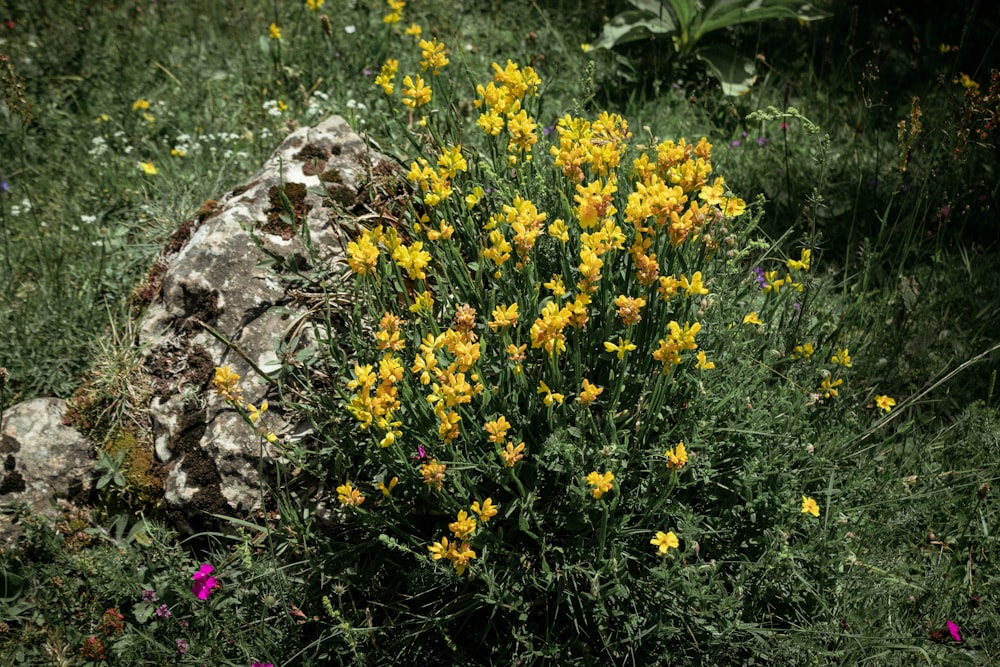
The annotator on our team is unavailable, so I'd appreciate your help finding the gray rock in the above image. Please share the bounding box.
[0,398,94,548]
[136,115,392,523]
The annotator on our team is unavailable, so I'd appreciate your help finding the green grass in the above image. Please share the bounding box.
[1,0,999,664]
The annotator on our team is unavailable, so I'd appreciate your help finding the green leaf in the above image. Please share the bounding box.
[696,44,758,96]
[696,0,828,41]
[594,9,676,51]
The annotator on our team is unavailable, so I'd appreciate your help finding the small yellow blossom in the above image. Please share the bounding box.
[537,380,565,406]
[664,442,688,469]
[131,98,150,111]
[402,74,432,109]
[801,495,820,517]
[791,342,814,360]
[576,379,604,407]
[586,471,615,499]
[336,481,365,507]
[743,312,763,326]
[650,530,679,554]
[404,23,422,38]
[268,23,282,40]
[820,375,843,399]
[375,59,399,95]
[695,350,715,370]
[306,0,325,9]
[139,161,158,175]
[786,248,811,272]
[449,510,477,540]
[604,337,637,360]
[875,395,896,413]
[500,441,525,467]
[831,347,853,368]
[377,476,399,497]
[213,365,243,404]
[489,303,519,330]
[421,459,446,490]
[471,498,498,522]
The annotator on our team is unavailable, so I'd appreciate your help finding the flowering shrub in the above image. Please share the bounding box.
[264,15,866,662]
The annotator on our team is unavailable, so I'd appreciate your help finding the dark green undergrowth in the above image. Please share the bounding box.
[1,1,999,665]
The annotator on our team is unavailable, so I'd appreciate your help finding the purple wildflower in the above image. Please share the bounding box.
[177,638,189,655]
[155,604,171,618]
[140,589,157,602]
[947,620,961,642]
[753,266,767,289]
[191,563,219,600]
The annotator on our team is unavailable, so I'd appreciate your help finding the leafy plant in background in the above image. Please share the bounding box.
[594,0,828,94]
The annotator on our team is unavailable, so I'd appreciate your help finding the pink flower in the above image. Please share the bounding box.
[947,619,961,642]
[252,663,275,667]
[191,563,219,600]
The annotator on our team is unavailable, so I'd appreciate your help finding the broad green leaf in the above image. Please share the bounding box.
[696,44,758,96]
[594,9,676,50]
[697,0,829,41]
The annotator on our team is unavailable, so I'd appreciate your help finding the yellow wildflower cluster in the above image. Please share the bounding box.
[383,0,405,24]
[474,61,542,160]
[212,365,279,444]
[336,480,365,507]
[375,58,399,95]
[346,319,406,448]
[652,321,702,367]
[407,144,467,207]
[586,471,615,499]
[664,442,688,470]
[414,318,485,443]
[551,111,632,182]
[419,38,449,75]
[428,500,497,575]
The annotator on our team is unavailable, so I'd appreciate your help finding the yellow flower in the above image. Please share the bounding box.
[336,481,365,507]
[471,498,498,522]
[500,441,525,467]
[268,23,282,40]
[377,476,398,497]
[664,442,688,469]
[819,375,843,399]
[614,295,646,326]
[139,161,158,175]
[604,337,637,360]
[246,400,268,424]
[548,218,570,243]
[488,303,519,330]
[405,23,422,38]
[786,248,811,272]
[801,495,820,517]
[580,43,592,53]
[131,98,150,111]
[449,510,477,540]
[402,74,432,109]
[428,536,451,561]
[831,347,853,368]
[420,459,446,490]
[875,394,896,412]
[375,59,399,95]
[650,530,679,554]
[743,312,763,326]
[484,415,512,444]
[419,38,449,75]
[680,271,709,297]
[392,241,431,279]
[586,471,615,499]
[576,379,603,407]
[695,351,715,370]
[537,380,564,406]
[346,232,380,276]
[791,341,814,360]
[212,365,243,404]
[306,0,325,9]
